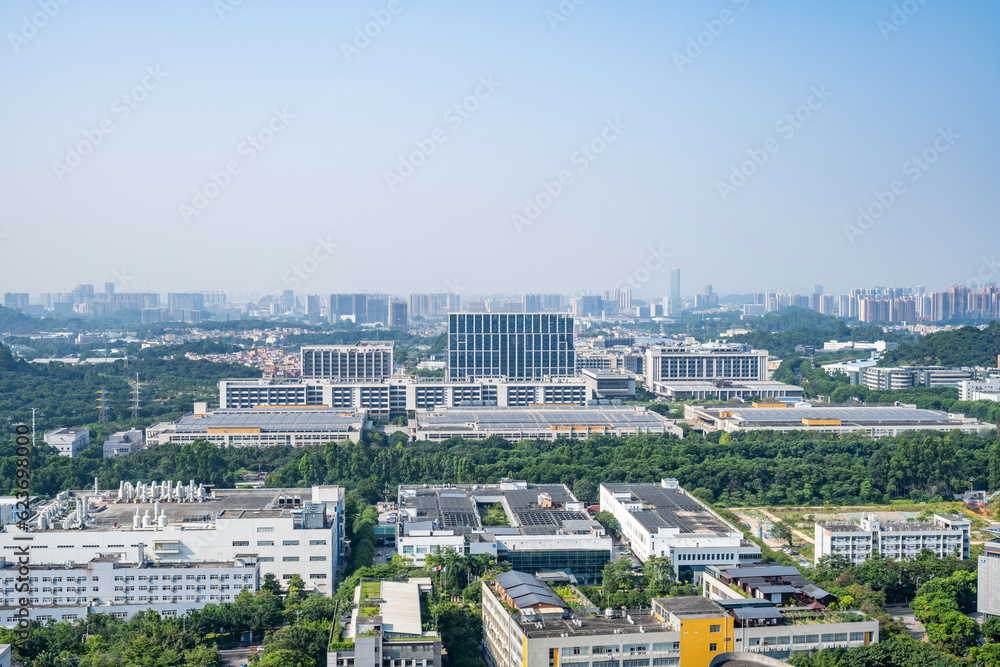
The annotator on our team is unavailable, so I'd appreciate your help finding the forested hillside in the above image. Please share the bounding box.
[880,321,1000,368]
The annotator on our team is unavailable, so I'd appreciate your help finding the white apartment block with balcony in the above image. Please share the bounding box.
[0,555,258,627]
[814,513,970,565]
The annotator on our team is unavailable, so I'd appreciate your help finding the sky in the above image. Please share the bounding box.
[0,0,997,299]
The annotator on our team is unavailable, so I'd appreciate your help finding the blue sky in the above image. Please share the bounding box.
[0,0,997,298]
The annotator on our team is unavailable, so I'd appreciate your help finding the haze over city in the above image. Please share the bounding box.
[1,0,998,296]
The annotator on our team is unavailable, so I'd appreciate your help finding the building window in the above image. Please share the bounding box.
[257,541,274,546]
[709,644,717,652]
[310,556,326,561]
[283,540,299,546]
[283,556,299,562]
[310,540,327,546]
[710,625,721,633]
[232,541,249,547]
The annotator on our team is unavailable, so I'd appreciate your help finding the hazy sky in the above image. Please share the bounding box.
[1,0,997,299]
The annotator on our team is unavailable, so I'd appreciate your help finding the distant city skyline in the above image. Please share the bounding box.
[1,1,998,296]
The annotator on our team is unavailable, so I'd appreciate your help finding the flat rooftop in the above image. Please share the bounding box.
[27,487,334,531]
[172,408,366,433]
[398,483,600,538]
[518,610,673,639]
[603,483,736,535]
[706,405,968,425]
[414,407,671,433]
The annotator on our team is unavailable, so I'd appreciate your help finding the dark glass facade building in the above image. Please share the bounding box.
[448,313,575,380]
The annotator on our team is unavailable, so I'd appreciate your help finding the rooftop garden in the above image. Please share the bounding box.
[479,502,509,526]
[553,585,593,610]
[329,619,355,652]
[782,610,874,625]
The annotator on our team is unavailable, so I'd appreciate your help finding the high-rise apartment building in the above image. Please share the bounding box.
[447,313,575,380]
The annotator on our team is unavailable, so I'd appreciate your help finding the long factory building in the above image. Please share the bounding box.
[2,484,345,597]
[684,403,990,437]
[408,406,681,441]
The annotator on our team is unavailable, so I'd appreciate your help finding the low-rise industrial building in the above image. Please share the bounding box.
[0,555,258,627]
[409,406,680,441]
[2,484,344,596]
[482,574,878,667]
[103,428,145,458]
[146,404,368,446]
[397,481,611,585]
[599,480,762,580]
[328,577,441,667]
[43,428,90,457]
[684,403,989,437]
[814,513,970,565]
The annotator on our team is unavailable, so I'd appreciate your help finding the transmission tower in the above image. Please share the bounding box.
[130,374,140,420]
[97,387,107,426]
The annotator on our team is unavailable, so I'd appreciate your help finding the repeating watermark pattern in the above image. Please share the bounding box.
[384,75,501,192]
[878,0,929,40]
[672,0,751,73]
[52,66,169,182]
[275,235,340,292]
[341,0,404,63]
[443,277,467,294]
[511,117,627,234]
[8,0,70,54]
[967,255,1000,291]
[546,0,586,30]
[111,267,134,292]
[717,85,832,202]
[843,126,959,244]
[213,0,246,21]
[179,108,295,224]
[613,245,671,292]
[11,423,32,653]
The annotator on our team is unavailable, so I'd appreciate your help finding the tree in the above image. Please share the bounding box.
[286,574,307,602]
[643,555,675,593]
[595,510,619,536]
[983,616,1000,643]
[261,573,282,596]
[573,479,596,502]
[773,521,795,547]
[927,610,981,655]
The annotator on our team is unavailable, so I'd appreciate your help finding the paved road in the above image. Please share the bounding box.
[886,603,927,642]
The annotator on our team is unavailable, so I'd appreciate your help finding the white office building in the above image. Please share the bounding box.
[814,513,970,565]
[599,480,762,581]
[960,379,1000,402]
[2,484,344,596]
[300,343,394,381]
[978,539,1000,617]
[0,555,258,627]
[103,428,145,458]
[43,428,90,458]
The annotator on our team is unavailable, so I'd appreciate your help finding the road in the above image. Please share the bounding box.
[753,508,815,545]
[886,603,927,642]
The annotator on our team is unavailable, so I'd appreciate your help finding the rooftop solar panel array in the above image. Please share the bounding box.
[175,409,363,432]
[418,408,668,429]
[604,483,733,534]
